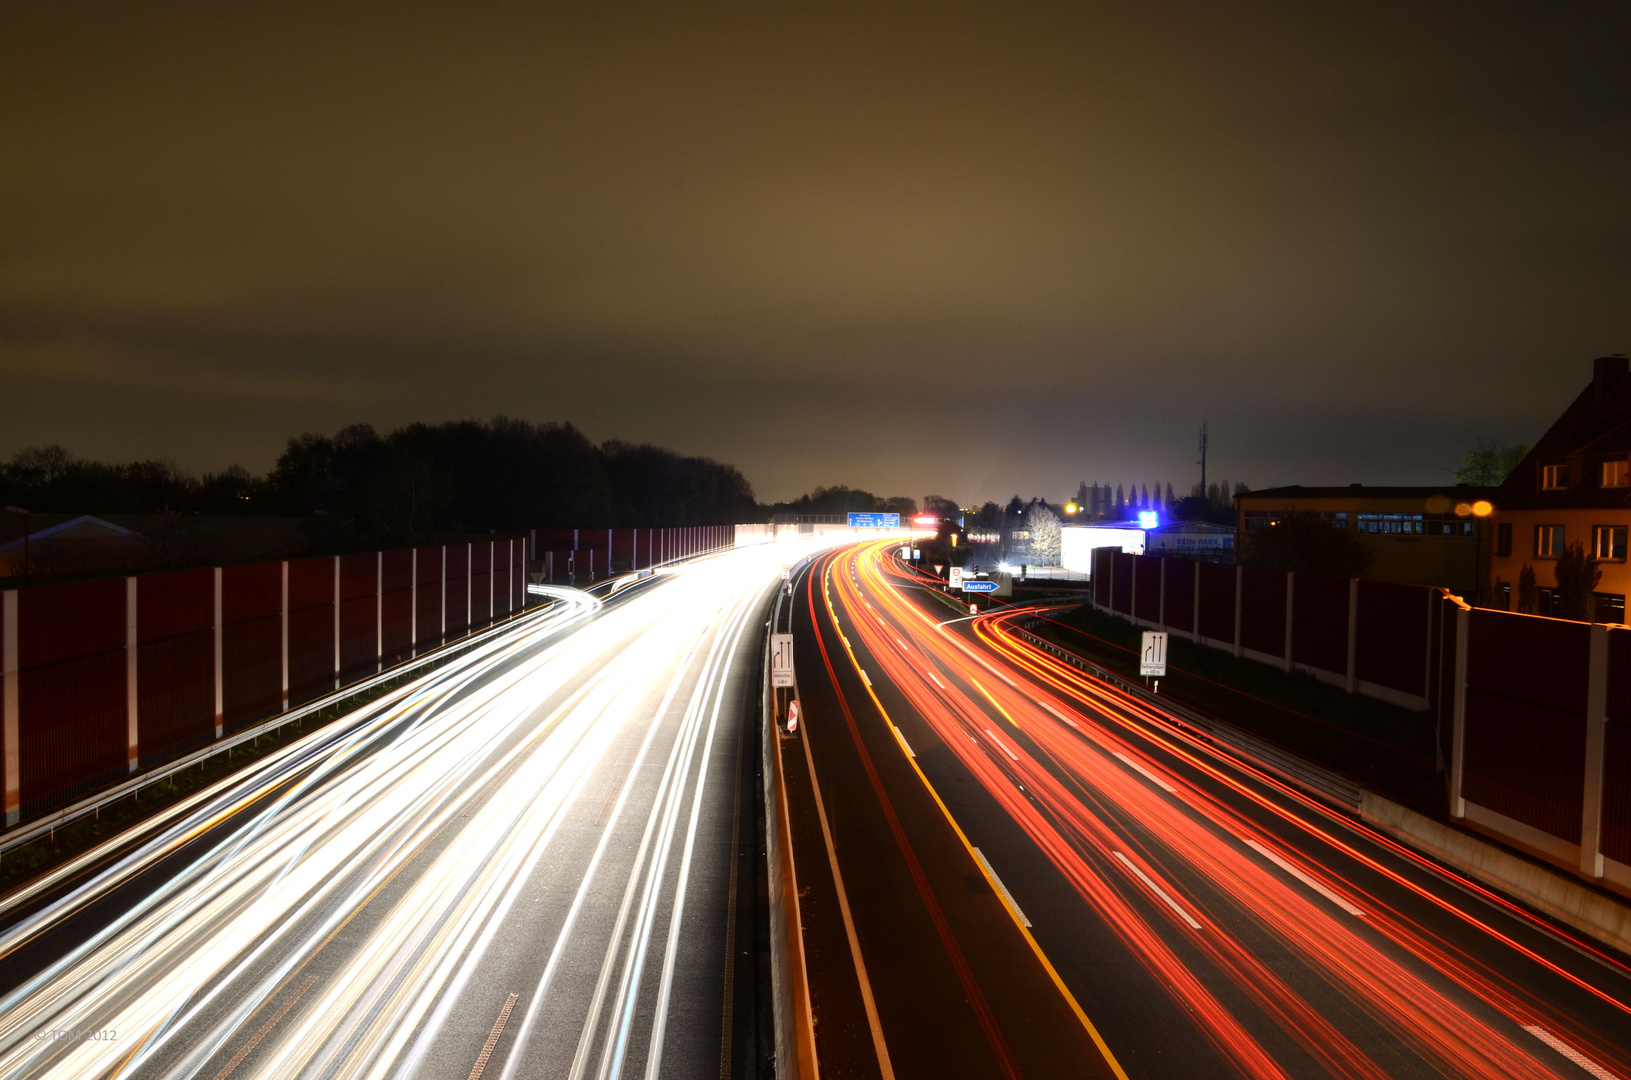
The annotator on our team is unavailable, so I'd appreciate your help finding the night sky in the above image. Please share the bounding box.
[2,5,1627,504]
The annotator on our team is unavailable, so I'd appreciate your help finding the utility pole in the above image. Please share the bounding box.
[1197,420,1208,496]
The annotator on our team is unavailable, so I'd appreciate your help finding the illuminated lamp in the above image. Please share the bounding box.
[913,515,938,525]
[1065,503,1077,514]
[1137,511,1159,529]
[1472,500,1494,517]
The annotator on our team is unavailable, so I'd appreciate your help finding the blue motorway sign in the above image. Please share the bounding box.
[847,512,901,528]
[962,580,999,593]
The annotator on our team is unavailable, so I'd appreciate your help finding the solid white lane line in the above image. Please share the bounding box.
[893,727,916,759]
[1244,840,1364,917]
[645,592,758,1079]
[802,685,898,1080]
[467,993,520,1080]
[1524,1026,1621,1079]
[1114,752,1176,793]
[984,730,1019,762]
[1113,851,1202,929]
[972,847,1032,928]
[1037,700,1078,728]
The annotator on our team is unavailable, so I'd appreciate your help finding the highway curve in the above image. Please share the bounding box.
[781,539,1631,1080]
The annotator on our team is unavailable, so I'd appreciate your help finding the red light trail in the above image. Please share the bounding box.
[804,540,1631,1080]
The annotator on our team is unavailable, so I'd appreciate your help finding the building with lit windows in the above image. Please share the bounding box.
[1487,355,1631,621]
[1233,485,1494,595]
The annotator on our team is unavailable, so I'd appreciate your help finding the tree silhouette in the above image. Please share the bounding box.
[1553,541,1600,620]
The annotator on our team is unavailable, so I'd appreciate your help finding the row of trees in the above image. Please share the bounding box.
[2,419,759,548]
[759,485,950,520]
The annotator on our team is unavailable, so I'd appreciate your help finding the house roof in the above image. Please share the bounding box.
[1496,355,1631,511]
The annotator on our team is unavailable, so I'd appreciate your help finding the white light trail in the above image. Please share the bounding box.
[0,535,841,1080]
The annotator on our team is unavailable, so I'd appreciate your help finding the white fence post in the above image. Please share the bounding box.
[1450,606,1470,819]
[1283,571,1295,674]
[126,576,139,772]
[1233,565,1244,658]
[1582,623,1610,879]
[1346,578,1359,693]
[213,567,224,738]
[1158,558,1167,630]
[332,556,341,690]
[280,562,289,711]
[4,590,19,824]
[1192,561,1201,642]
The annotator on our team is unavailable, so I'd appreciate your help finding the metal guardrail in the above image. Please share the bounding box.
[761,557,819,1080]
[0,589,597,862]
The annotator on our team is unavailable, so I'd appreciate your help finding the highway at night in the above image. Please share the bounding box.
[0,543,811,1080]
[780,540,1631,1080]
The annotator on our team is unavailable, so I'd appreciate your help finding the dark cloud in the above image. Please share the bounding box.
[2,3,1626,502]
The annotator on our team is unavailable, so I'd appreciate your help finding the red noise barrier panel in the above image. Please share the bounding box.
[1,539,529,822]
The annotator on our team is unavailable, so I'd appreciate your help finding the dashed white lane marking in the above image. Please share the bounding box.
[896,638,908,651]
[860,669,872,686]
[1038,700,1078,728]
[927,670,946,690]
[1244,839,1364,917]
[1523,1025,1621,1079]
[1114,752,1177,793]
[893,726,916,758]
[467,993,520,1080]
[973,847,1032,927]
[212,975,318,1080]
[1113,851,1203,929]
[984,729,1019,761]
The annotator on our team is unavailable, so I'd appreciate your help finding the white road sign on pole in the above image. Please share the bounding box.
[1140,631,1168,677]
[948,566,965,589]
[771,633,795,688]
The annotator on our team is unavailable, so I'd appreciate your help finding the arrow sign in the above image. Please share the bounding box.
[962,580,999,593]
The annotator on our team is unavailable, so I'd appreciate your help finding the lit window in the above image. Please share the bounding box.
[1541,464,1569,490]
[1594,525,1628,561]
[1604,460,1631,488]
[1535,524,1563,558]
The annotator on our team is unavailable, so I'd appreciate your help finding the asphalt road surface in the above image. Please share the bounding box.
[0,541,812,1080]
[782,539,1631,1080]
